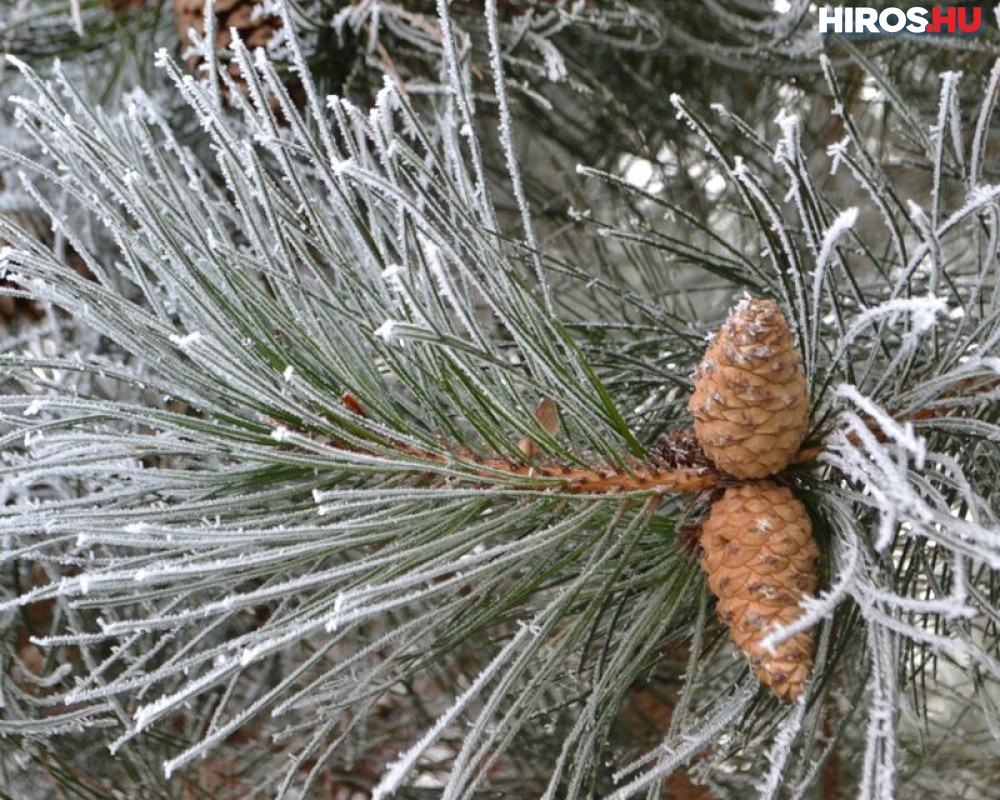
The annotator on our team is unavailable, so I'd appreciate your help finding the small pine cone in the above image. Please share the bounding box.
[1,211,44,325]
[700,481,818,701]
[1,217,92,326]
[689,298,809,479]
[174,0,282,70]
[0,279,45,326]
[173,0,303,115]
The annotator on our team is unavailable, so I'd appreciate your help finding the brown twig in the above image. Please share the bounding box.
[286,394,719,493]
[792,376,1000,465]
[327,426,719,495]
[282,383,996,498]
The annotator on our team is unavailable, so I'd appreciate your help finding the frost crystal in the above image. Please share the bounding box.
[168,331,202,349]
[374,319,399,343]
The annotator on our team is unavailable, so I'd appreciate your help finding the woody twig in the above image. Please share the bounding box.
[273,375,996,499]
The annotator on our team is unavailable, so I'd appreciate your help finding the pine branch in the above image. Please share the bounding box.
[280,376,1000,501]
[3,4,1000,799]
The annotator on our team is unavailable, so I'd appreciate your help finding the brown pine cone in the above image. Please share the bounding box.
[1,216,93,326]
[174,0,283,68]
[0,280,45,325]
[689,298,810,479]
[700,481,818,701]
[173,0,302,115]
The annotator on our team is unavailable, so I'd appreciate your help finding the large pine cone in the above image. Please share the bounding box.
[689,298,810,479]
[700,481,818,701]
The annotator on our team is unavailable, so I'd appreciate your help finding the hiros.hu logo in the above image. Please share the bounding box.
[818,6,985,35]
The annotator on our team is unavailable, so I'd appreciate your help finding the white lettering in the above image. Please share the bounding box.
[906,7,930,33]
[879,8,906,32]
[818,5,843,33]
[821,5,941,36]
[856,7,879,33]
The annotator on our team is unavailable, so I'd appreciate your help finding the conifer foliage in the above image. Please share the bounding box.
[1,2,1000,799]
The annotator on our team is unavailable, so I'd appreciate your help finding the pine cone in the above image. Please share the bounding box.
[700,481,818,701]
[173,0,302,115]
[174,0,280,54]
[689,298,810,479]
[1,215,93,326]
